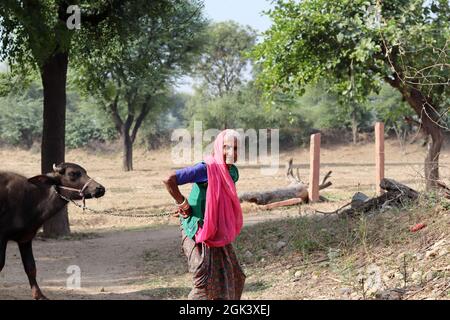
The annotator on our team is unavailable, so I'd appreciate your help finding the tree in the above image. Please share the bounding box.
[0,0,184,237]
[0,94,42,149]
[194,21,257,98]
[254,0,449,190]
[185,81,313,147]
[74,0,206,171]
[290,81,373,144]
[138,92,189,150]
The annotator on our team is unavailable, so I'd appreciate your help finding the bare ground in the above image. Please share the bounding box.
[0,215,289,300]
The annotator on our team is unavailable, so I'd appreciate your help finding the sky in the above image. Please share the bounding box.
[203,0,273,33]
[174,0,274,93]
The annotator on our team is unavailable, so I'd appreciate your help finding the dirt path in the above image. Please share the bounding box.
[0,214,289,300]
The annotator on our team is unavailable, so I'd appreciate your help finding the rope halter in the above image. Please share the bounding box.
[53,177,94,211]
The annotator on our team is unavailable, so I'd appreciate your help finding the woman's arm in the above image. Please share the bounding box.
[162,171,184,203]
[162,172,191,218]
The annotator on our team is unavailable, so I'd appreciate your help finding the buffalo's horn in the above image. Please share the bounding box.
[53,163,58,172]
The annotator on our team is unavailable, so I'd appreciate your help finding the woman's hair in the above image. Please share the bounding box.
[211,129,241,160]
[223,129,241,143]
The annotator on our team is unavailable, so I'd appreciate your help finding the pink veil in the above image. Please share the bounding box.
[194,129,243,247]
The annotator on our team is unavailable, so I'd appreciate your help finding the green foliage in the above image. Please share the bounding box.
[291,83,373,131]
[66,99,117,149]
[0,69,37,97]
[185,78,422,148]
[0,76,43,147]
[0,94,42,148]
[74,1,207,98]
[367,83,414,131]
[185,82,313,147]
[0,1,72,68]
[139,93,189,149]
[254,0,449,110]
[0,72,117,149]
[73,0,207,145]
[0,1,180,69]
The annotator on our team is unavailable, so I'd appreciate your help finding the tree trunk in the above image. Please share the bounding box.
[239,184,309,205]
[239,169,332,205]
[351,111,358,145]
[122,131,133,172]
[405,90,443,191]
[386,76,443,190]
[424,125,443,190]
[40,52,70,238]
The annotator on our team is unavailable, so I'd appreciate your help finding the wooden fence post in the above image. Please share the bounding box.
[375,122,385,195]
[309,133,321,202]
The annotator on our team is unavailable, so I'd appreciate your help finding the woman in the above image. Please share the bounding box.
[163,129,245,300]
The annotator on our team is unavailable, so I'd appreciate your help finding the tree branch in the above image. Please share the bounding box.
[107,93,123,133]
[124,110,134,133]
[131,97,152,143]
[82,0,123,26]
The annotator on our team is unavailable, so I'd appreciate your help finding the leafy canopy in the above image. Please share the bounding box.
[73,0,206,117]
[194,21,258,97]
[253,0,449,109]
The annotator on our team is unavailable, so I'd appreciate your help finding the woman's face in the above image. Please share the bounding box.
[223,136,238,164]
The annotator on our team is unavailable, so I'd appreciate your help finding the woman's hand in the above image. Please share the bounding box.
[171,206,191,219]
[174,195,192,219]
[163,172,192,219]
[177,205,192,219]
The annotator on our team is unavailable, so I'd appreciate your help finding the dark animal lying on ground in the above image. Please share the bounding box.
[0,163,105,300]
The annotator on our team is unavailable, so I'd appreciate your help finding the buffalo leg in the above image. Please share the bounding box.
[18,241,48,300]
[0,239,6,272]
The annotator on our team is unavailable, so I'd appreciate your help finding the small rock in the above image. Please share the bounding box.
[375,288,405,300]
[394,272,404,281]
[260,258,266,263]
[294,271,302,278]
[396,252,406,261]
[352,192,369,208]
[350,292,359,299]
[100,287,105,293]
[414,252,425,261]
[276,241,287,250]
[339,287,352,295]
[327,248,341,260]
[244,250,253,259]
[438,247,448,257]
[425,239,448,259]
[385,271,396,280]
[426,249,439,259]
[411,271,422,283]
[425,271,435,282]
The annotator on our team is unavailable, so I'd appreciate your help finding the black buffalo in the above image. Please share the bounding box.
[0,163,105,299]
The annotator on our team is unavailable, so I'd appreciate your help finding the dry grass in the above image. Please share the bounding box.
[1,138,449,233]
[233,197,449,300]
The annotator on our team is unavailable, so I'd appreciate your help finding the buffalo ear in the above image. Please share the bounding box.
[28,174,57,186]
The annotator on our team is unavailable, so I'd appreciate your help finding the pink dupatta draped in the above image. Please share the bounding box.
[195,130,243,247]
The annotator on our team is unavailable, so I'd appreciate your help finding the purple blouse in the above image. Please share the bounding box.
[175,162,208,185]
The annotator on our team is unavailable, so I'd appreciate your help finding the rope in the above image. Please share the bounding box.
[75,205,176,218]
[54,187,177,219]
